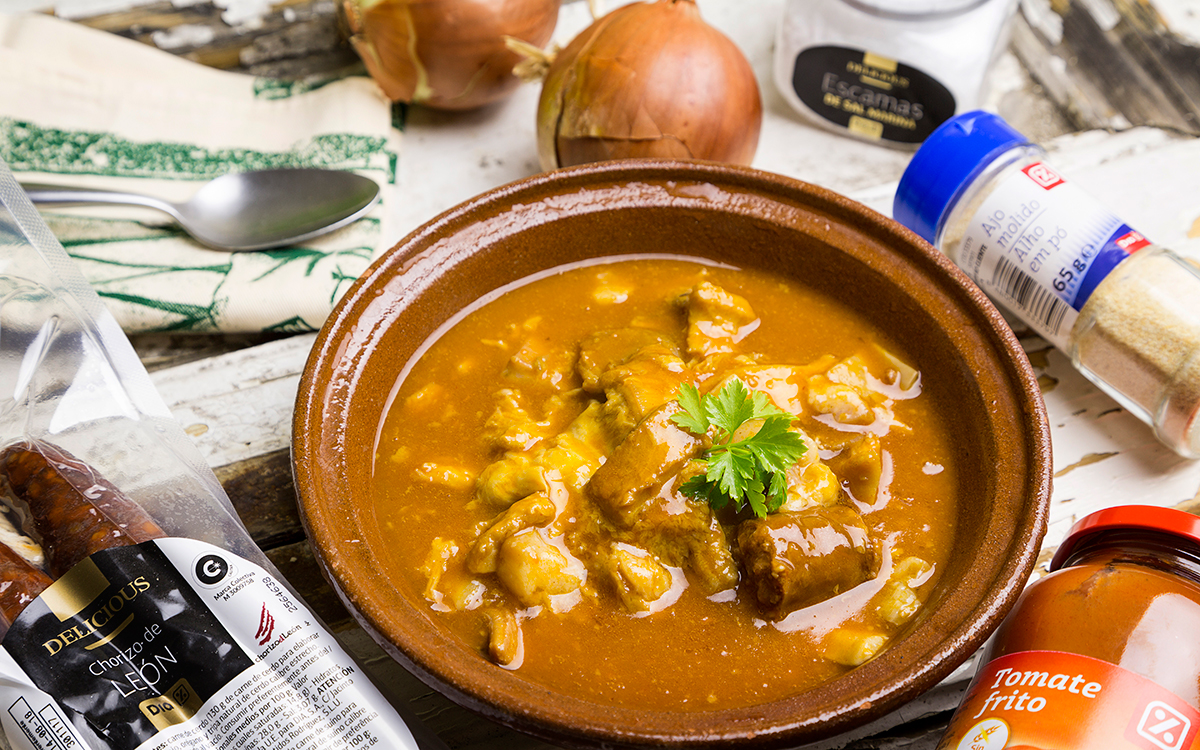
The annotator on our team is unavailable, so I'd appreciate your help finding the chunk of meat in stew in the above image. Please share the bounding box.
[597,344,690,442]
[737,504,880,619]
[584,401,703,529]
[402,273,938,680]
[685,281,759,358]
[578,328,680,394]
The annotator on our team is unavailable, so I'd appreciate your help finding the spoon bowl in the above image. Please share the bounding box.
[22,168,381,252]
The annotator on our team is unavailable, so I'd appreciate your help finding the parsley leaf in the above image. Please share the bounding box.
[670,377,807,518]
[672,383,709,434]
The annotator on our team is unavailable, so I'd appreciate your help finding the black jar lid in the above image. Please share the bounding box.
[1050,505,1200,571]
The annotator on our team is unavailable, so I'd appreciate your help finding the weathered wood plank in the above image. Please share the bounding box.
[68,0,359,80]
[135,127,1200,750]
[215,448,304,549]
[1014,0,1200,134]
[96,6,1199,743]
[147,332,315,468]
[131,331,291,372]
[265,538,356,630]
[64,0,1200,136]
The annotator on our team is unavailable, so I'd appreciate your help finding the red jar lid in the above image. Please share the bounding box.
[1050,505,1200,571]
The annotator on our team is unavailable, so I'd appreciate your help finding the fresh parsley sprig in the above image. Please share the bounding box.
[670,377,807,518]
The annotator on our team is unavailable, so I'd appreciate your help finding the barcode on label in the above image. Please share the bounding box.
[992,257,1070,335]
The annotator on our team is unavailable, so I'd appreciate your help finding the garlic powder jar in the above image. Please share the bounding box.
[774,0,1018,146]
[894,111,1200,458]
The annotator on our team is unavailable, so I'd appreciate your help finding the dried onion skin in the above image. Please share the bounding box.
[345,0,562,111]
[536,0,762,170]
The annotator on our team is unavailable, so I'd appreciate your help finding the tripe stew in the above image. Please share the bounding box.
[371,258,957,710]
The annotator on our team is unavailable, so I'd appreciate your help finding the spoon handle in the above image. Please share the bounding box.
[20,183,181,221]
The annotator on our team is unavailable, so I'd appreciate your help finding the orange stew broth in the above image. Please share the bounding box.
[370,258,957,710]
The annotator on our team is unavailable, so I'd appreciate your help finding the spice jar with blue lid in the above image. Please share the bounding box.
[894,110,1200,458]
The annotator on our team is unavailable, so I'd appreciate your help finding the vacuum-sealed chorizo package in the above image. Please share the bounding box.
[0,162,431,750]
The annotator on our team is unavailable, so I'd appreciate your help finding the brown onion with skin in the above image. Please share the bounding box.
[536,0,762,170]
[344,0,561,111]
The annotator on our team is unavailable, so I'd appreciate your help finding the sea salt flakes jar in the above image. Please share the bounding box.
[893,110,1200,458]
[774,0,1018,146]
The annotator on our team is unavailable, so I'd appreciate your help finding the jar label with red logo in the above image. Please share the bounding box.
[938,650,1199,750]
[956,161,1151,350]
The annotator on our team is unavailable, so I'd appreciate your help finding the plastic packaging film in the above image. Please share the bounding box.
[0,158,436,750]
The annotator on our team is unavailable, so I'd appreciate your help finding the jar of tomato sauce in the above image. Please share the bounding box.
[936,505,1200,750]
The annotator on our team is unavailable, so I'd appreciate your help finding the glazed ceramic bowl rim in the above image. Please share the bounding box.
[292,159,1052,749]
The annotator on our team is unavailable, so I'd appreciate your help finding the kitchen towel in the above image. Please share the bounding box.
[0,12,400,333]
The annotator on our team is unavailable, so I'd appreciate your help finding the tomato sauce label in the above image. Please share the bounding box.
[938,651,1200,750]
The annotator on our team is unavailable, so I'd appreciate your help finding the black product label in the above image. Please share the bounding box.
[790,46,956,144]
[4,543,254,750]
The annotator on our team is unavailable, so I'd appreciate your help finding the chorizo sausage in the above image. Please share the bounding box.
[0,439,165,578]
[737,504,879,619]
[0,541,51,638]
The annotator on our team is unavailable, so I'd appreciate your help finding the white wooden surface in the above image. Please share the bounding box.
[145,108,1200,750]
[154,135,1200,563]
[141,2,1200,747]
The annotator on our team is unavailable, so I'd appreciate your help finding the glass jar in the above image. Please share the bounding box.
[893,110,1200,457]
[773,0,1019,146]
[936,505,1200,749]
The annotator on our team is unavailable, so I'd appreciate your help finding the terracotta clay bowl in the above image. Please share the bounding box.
[292,160,1052,749]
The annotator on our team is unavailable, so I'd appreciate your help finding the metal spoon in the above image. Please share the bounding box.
[21,168,381,252]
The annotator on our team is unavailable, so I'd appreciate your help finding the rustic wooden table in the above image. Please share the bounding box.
[20,0,1200,747]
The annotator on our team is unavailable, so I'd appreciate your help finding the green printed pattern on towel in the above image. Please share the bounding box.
[5,112,394,333]
[252,76,348,100]
[0,117,396,184]
[44,213,379,333]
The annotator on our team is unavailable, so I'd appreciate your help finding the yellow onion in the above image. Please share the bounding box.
[536,0,762,170]
[344,0,561,111]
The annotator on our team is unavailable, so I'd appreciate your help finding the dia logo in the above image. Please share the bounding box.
[1023,162,1065,190]
[1135,701,1192,750]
